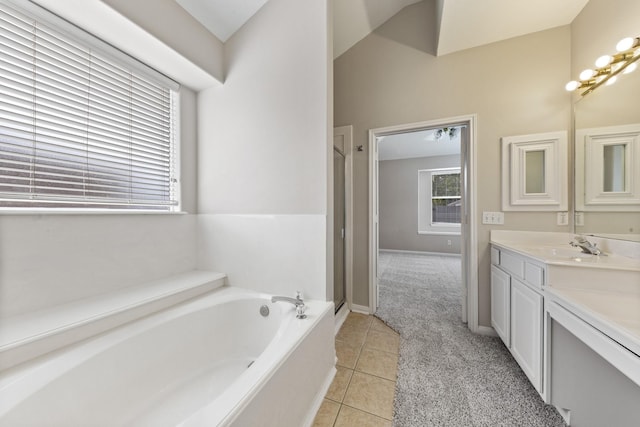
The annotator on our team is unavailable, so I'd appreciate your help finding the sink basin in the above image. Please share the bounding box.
[522,246,597,261]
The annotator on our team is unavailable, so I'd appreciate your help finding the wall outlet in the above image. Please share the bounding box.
[575,211,584,226]
[557,211,568,226]
[447,239,452,246]
[482,211,504,225]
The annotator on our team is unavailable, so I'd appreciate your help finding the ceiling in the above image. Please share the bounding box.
[378,128,461,161]
[175,0,589,58]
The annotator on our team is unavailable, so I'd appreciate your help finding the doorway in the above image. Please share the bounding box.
[368,115,479,332]
[333,126,353,314]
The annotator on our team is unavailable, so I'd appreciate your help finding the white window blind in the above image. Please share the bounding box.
[0,1,180,211]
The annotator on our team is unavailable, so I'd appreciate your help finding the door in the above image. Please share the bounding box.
[511,278,543,392]
[333,148,346,312]
[490,265,511,346]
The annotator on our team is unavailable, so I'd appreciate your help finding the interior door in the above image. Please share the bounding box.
[333,148,346,312]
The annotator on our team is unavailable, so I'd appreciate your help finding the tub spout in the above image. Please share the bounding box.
[272,291,307,319]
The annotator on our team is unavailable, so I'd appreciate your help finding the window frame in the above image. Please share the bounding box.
[418,167,461,235]
[0,0,181,214]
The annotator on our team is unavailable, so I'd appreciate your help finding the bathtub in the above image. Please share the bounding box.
[0,286,336,427]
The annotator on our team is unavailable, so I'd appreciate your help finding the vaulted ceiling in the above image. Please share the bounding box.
[176,0,589,58]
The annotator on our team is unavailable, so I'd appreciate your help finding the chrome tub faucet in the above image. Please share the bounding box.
[271,291,307,319]
[570,235,603,255]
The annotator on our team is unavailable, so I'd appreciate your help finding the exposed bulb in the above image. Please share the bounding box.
[605,76,617,86]
[595,55,613,68]
[565,80,580,91]
[579,69,595,80]
[616,37,635,52]
[624,63,637,74]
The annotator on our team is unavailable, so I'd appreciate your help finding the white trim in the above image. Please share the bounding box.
[380,249,461,257]
[369,115,479,330]
[476,326,498,337]
[576,123,640,211]
[350,304,370,315]
[417,231,461,236]
[418,167,462,235]
[334,303,349,336]
[501,131,568,211]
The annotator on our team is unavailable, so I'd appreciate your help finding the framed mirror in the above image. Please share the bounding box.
[501,131,568,211]
[574,65,640,240]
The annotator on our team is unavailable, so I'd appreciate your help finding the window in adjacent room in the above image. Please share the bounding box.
[0,1,181,212]
[418,168,461,234]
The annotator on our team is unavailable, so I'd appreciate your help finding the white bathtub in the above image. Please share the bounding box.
[0,286,336,427]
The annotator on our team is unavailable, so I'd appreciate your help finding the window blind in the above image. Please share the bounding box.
[0,1,180,210]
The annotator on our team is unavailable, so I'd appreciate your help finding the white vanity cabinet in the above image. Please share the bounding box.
[490,245,545,396]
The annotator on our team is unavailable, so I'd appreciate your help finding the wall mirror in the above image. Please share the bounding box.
[574,63,640,240]
[502,131,568,211]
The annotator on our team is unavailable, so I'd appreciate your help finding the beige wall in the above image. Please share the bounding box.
[379,155,461,253]
[334,0,572,323]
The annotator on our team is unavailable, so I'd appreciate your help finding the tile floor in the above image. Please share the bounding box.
[312,312,401,427]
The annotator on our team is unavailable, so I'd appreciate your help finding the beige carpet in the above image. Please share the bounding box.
[374,251,566,427]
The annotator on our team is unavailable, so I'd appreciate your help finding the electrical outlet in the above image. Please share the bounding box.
[575,212,584,226]
[482,211,504,225]
[557,212,568,226]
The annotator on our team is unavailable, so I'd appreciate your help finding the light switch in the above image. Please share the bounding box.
[482,211,504,225]
[557,212,568,226]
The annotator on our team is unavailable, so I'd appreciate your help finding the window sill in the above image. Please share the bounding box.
[0,209,189,216]
[418,231,461,236]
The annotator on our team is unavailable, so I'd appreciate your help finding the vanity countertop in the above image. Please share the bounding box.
[491,231,640,272]
[490,230,640,358]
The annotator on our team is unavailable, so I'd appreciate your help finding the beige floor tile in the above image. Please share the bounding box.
[312,399,341,427]
[334,405,392,427]
[326,366,354,403]
[336,339,362,369]
[364,329,400,354]
[336,322,369,346]
[343,312,373,330]
[343,371,395,420]
[355,348,398,381]
[371,316,398,335]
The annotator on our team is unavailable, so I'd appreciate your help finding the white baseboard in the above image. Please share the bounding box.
[475,325,498,337]
[334,304,349,335]
[350,303,371,315]
[380,249,461,257]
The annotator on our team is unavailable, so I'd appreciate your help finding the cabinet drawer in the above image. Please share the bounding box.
[525,262,544,288]
[500,251,525,279]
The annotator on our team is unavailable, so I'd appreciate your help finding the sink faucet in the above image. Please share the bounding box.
[271,291,307,319]
[569,235,602,255]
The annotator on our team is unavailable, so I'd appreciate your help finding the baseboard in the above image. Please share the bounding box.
[380,249,461,257]
[350,303,371,315]
[334,303,349,336]
[475,325,498,337]
[303,366,336,427]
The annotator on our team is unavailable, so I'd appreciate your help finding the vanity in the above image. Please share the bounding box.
[490,230,640,424]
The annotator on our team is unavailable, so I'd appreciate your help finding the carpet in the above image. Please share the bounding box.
[374,251,566,427]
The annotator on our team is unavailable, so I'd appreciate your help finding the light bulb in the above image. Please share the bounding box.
[616,37,635,52]
[565,80,580,91]
[579,69,595,80]
[595,55,613,68]
[624,63,637,74]
[605,76,617,86]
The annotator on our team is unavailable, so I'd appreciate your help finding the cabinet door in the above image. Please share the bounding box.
[491,265,510,347]
[511,278,543,392]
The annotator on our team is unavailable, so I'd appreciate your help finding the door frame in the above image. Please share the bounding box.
[334,126,354,311]
[368,114,480,332]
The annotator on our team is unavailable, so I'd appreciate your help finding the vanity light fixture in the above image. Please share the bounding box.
[565,36,640,96]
